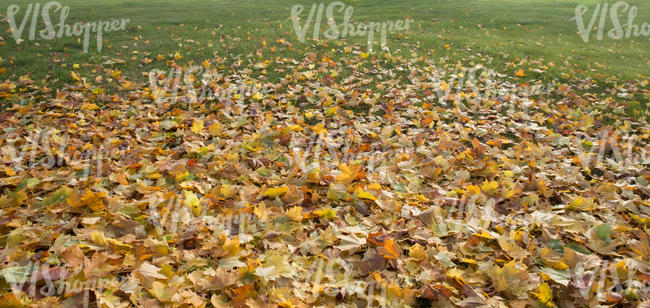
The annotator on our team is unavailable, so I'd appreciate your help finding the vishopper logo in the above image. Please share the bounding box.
[0,260,117,307]
[290,1,413,53]
[571,129,650,172]
[1,128,129,178]
[570,259,650,301]
[292,126,649,180]
[146,194,259,239]
[571,1,650,42]
[424,65,552,113]
[306,257,400,307]
[5,1,131,53]
[148,65,270,109]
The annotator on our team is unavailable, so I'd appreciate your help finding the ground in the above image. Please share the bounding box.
[0,0,649,307]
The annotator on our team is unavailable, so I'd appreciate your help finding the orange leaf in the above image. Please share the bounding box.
[378,238,401,260]
[227,284,253,305]
[515,69,527,77]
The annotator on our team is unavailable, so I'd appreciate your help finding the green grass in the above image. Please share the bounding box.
[0,0,648,102]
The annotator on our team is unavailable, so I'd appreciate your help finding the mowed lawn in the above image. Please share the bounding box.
[0,0,648,107]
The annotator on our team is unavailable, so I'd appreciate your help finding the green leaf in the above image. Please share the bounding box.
[547,239,564,254]
[594,223,612,243]
[566,243,591,255]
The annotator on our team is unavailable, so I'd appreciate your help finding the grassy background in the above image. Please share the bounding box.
[0,0,648,90]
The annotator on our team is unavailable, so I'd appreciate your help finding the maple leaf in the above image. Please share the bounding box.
[62,245,85,267]
[254,255,294,281]
[336,233,366,251]
[408,243,427,260]
[227,284,253,306]
[378,238,401,260]
[149,281,173,301]
[310,123,327,134]
[488,261,536,299]
[222,236,241,257]
[207,268,238,291]
[480,180,499,196]
[67,189,106,211]
[286,206,303,222]
[191,120,204,134]
[466,184,481,196]
[137,262,167,283]
[336,163,360,184]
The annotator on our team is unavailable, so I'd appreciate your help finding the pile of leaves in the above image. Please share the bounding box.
[0,48,649,307]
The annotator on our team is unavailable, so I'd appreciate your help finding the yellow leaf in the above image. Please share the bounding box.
[360,52,369,59]
[474,230,495,240]
[314,207,337,220]
[91,232,106,246]
[70,71,81,81]
[466,184,481,195]
[616,260,628,281]
[446,267,466,284]
[310,123,327,134]
[191,120,204,134]
[357,189,376,201]
[183,190,202,216]
[481,180,499,196]
[545,260,569,270]
[367,183,382,190]
[408,243,426,260]
[489,261,532,296]
[79,190,106,211]
[149,281,171,301]
[325,107,338,116]
[286,206,303,222]
[535,282,554,307]
[336,164,358,183]
[630,214,650,227]
[460,258,478,265]
[175,171,190,182]
[254,202,269,221]
[222,236,241,257]
[208,122,222,136]
[220,184,235,198]
[567,196,595,211]
[263,187,289,198]
[440,80,449,92]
